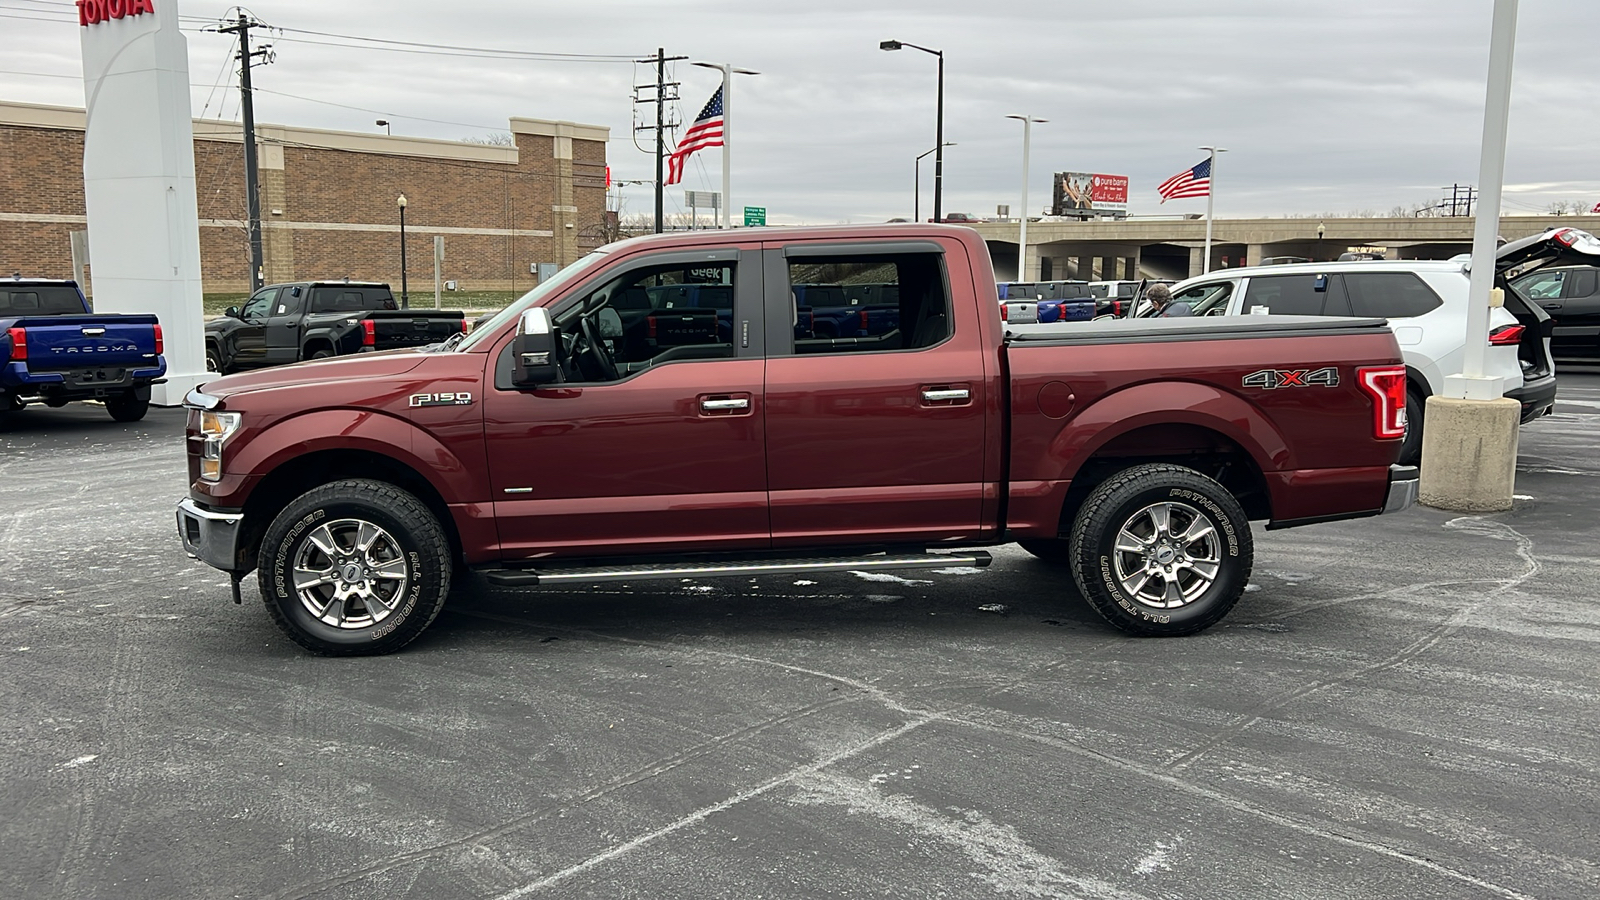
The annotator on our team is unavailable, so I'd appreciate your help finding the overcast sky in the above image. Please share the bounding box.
[4,0,1598,225]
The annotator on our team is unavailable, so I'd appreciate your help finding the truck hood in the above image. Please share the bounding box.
[199,349,428,399]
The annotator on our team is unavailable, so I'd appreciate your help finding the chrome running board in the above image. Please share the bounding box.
[482,551,991,588]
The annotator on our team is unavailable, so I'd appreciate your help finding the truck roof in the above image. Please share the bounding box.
[596,223,984,256]
[5,277,78,286]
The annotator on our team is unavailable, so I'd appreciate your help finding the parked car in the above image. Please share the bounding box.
[998,280,1095,324]
[176,224,1418,655]
[793,283,900,339]
[1510,263,1600,360]
[1147,229,1596,464]
[929,212,980,224]
[205,281,467,374]
[1,277,166,422]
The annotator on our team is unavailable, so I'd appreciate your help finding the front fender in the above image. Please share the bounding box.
[223,407,486,507]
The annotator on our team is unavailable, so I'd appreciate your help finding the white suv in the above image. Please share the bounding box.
[1157,231,1584,464]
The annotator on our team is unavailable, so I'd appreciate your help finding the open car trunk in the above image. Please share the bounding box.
[1497,227,1600,380]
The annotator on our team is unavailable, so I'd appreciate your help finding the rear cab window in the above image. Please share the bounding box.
[0,285,86,315]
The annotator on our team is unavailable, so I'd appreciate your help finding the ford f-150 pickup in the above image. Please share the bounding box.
[2,277,166,422]
[176,225,1417,655]
[205,281,467,374]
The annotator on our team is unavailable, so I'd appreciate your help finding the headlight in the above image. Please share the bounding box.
[198,410,241,481]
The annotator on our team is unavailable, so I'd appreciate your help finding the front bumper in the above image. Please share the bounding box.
[1384,464,1419,515]
[1506,374,1557,424]
[176,497,245,573]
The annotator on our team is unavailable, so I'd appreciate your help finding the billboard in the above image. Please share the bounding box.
[1053,172,1130,214]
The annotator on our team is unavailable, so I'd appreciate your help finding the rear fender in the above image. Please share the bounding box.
[1053,382,1288,478]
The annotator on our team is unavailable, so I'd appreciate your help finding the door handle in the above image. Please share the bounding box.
[701,398,749,411]
[921,388,970,403]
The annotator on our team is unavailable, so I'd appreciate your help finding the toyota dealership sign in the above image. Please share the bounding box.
[76,0,156,26]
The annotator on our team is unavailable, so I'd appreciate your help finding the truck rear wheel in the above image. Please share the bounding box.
[105,390,149,422]
[257,479,452,656]
[1068,463,1252,637]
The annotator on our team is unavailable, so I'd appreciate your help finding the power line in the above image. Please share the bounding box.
[270,26,637,62]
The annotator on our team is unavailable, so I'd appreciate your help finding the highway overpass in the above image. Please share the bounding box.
[967,214,1595,282]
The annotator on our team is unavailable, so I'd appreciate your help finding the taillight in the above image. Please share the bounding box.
[647,316,657,338]
[1488,324,1525,346]
[360,319,376,347]
[859,309,869,330]
[6,327,25,361]
[460,318,469,335]
[153,323,164,356]
[1551,228,1577,247]
[1358,366,1408,440]
[1000,304,1009,321]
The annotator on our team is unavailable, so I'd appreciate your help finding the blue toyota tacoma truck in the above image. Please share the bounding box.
[1,277,167,423]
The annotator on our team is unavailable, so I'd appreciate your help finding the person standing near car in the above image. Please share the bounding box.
[1146,283,1192,317]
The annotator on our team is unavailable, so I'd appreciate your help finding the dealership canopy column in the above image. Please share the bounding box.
[79,0,206,405]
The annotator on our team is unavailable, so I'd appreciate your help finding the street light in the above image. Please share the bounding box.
[1006,115,1046,280]
[914,142,955,222]
[397,193,409,308]
[376,119,391,135]
[881,39,945,223]
[690,61,760,228]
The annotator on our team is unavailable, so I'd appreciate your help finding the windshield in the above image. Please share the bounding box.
[455,251,609,351]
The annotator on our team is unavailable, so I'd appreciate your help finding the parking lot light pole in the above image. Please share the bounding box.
[881,40,945,223]
[691,61,759,228]
[1421,0,1522,513]
[1007,115,1046,281]
[397,194,409,309]
[914,142,955,223]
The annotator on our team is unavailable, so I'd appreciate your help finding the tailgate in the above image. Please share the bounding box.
[10,315,161,371]
[368,311,465,349]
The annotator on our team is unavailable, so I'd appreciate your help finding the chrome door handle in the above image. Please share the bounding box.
[702,398,749,411]
[922,388,969,402]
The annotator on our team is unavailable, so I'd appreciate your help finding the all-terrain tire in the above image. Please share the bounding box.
[205,345,226,375]
[257,479,452,656]
[308,348,334,360]
[1068,463,1252,637]
[105,391,150,422]
[1398,385,1425,467]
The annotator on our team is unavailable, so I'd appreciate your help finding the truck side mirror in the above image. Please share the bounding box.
[512,307,561,387]
[225,306,241,319]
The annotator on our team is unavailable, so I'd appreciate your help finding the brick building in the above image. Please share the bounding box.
[0,99,610,295]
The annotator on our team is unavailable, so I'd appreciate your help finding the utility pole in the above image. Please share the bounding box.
[218,14,272,290]
[634,49,686,234]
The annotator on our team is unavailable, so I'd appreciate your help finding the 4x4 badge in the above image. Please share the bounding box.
[1242,367,1339,390]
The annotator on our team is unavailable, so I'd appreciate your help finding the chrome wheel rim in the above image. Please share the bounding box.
[292,518,409,629]
[1111,501,1222,609]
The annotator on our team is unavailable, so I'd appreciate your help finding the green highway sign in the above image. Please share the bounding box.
[744,206,766,226]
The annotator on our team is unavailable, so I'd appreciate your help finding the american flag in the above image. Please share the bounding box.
[665,86,725,186]
[1158,157,1212,202]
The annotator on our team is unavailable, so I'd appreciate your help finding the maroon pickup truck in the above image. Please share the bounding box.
[176,225,1416,655]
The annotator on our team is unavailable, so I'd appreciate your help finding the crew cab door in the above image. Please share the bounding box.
[230,287,277,368]
[483,247,770,558]
[761,239,993,545]
[264,285,305,364]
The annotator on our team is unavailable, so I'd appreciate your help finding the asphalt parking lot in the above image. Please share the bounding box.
[3,374,1598,900]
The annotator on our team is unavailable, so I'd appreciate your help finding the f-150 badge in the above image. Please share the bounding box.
[409,392,473,407]
[1242,367,1339,390]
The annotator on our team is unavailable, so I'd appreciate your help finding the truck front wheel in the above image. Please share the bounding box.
[258,479,452,656]
[1068,463,1252,637]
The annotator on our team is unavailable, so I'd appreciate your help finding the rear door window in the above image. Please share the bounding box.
[1343,272,1445,319]
[779,253,949,354]
[1244,274,1343,316]
[1570,268,1598,299]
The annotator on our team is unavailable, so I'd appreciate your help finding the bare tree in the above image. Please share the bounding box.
[461,132,516,147]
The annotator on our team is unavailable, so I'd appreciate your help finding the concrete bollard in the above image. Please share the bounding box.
[1418,395,1521,512]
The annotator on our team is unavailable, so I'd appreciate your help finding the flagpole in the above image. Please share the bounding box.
[720,64,731,227]
[692,62,758,228]
[1198,145,1226,274]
